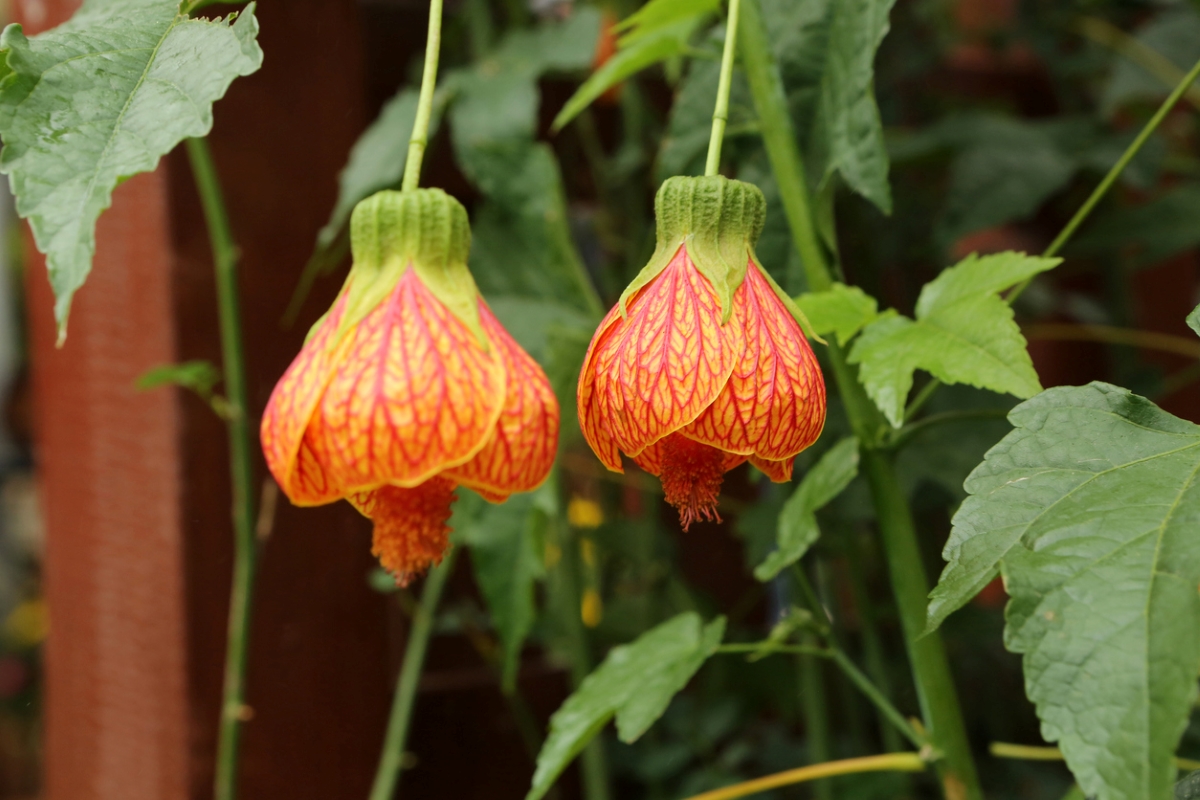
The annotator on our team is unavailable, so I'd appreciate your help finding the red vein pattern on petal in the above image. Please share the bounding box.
[578,305,626,472]
[444,302,560,500]
[749,455,794,483]
[584,246,742,463]
[305,268,505,496]
[261,288,351,504]
[350,477,457,584]
[684,261,825,464]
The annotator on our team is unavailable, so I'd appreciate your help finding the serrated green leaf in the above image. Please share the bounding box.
[810,0,896,214]
[136,359,221,396]
[848,251,1059,426]
[552,18,700,132]
[460,492,545,691]
[928,383,1200,800]
[0,0,262,338]
[526,613,726,800]
[794,283,878,345]
[755,436,859,581]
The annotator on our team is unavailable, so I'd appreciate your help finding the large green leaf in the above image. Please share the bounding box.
[466,143,598,315]
[848,251,1059,426]
[809,0,896,214]
[459,491,546,691]
[928,382,1200,800]
[526,612,726,800]
[794,282,878,345]
[0,0,262,338]
[755,437,859,581]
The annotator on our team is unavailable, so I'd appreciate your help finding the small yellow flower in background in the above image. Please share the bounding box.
[578,176,827,529]
[580,588,603,628]
[5,599,47,648]
[262,189,559,584]
[568,497,603,528]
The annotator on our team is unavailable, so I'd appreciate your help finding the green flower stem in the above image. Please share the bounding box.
[401,0,446,192]
[799,647,834,800]
[739,3,982,798]
[186,137,259,800]
[369,548,459,800]
[704,0,743,176]
[843,536,904,753]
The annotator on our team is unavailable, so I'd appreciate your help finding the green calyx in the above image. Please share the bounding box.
[619,175,766,323]
[327,187,484,346]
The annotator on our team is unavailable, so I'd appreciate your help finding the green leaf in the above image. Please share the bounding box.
[614,0,719,40]
[486,297,595,364]
[459,491,546,691]
[935,117,1080,247]
[848,251,1059,426]
[466,143,597,315]
[1070,183,1200,269]
[755,436,859,581]
[794,283,879,345]
[552,17,701,132]
[1188,303,1200,339]
[527,612,726,800]
[136,360,221,396]
[657,58,754,181]
[928,383,1200,800]
[1101,5,1200,117]
[0,0,262,338]
[810,0,897,214]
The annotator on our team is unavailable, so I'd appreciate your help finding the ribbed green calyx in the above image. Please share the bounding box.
[620,175,766,323]
[328,188,484,344]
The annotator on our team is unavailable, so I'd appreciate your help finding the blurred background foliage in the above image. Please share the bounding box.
[277,0,1200,797]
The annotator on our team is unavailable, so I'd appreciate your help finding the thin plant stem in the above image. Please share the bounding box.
[828,649,925,751]
[1023,322,1200,359]
[799,647,834,800]
[888,409,1011,452]
[739,4,981,797]
[681,753,927,800]
[705,0,743,176]
[186,137,259,800]
[1006,53,1200,301]
[1075,17,1200,111]
[368,548,458,800]
[990,742,1200,772]
[715,643,828,657]
[401,0,446,192]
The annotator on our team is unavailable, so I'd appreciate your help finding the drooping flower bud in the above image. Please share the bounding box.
[262,189,559,582]
[577,176,826,528]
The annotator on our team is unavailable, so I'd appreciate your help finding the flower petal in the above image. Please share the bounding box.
[633,434,747,477]
[684,261,825,464]
[261,289,351,504]
[749,455,794,483]
[577,305,626,472]
[581,245,742,463]
[444,302,560,500]
[306,268,506,496]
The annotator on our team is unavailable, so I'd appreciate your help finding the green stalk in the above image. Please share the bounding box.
[186,137,259,800]
[739,3,982,798]
[369,549,459,800]
[799,648,834,800]
[704,0,743,176]
[401,0,446,192]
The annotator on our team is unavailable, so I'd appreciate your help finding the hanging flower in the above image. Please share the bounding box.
[578,176,826,528]
[262,189,559,583]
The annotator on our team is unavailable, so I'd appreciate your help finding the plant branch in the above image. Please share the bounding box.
[705,0,743,176]
[1023,322,1200,359]
[369,548,459,800]
[888,409,1011,451]
[990,742,1200,772]
[186,137,259,800]
[402,0,446,192]
[681,753,927,800]
[740,3,982,797]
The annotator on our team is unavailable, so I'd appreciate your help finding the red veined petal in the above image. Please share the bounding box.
[749,455,794,483]
[349,477,457,585]
[683,261,825,467]
[304,268,505,497]
[261,289,351,504]
[444,302,560,499]
[578,305,627,472]
[581,246,742,463]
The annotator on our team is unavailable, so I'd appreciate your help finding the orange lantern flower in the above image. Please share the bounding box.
[262,189,559,583]
[578,176,826,528]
